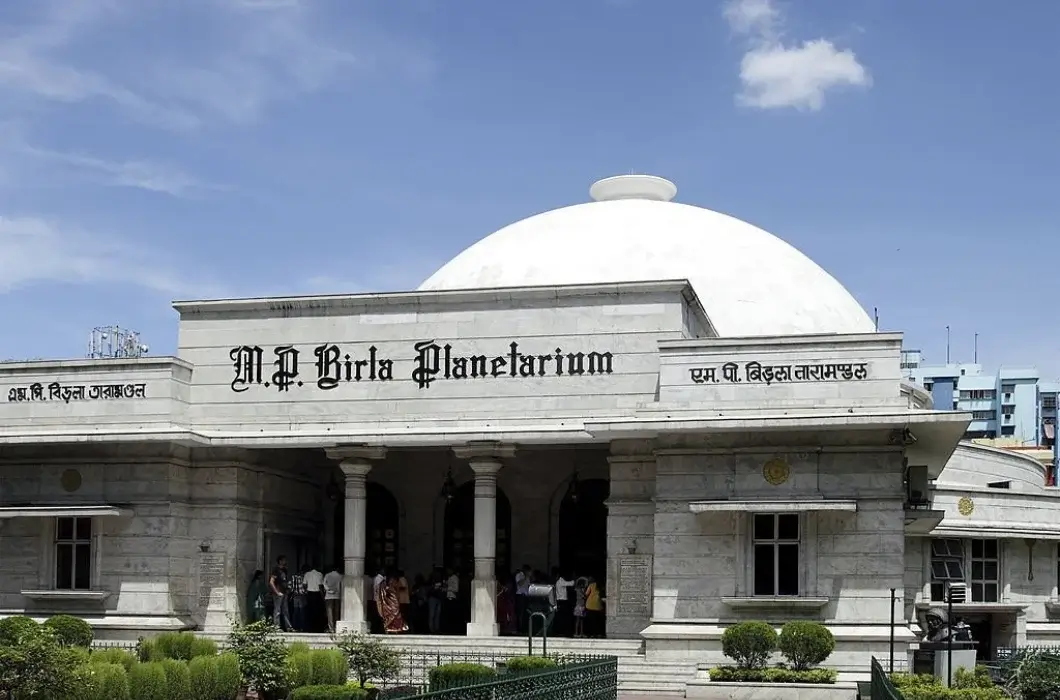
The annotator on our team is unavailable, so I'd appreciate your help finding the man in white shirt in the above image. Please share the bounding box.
[444,568,460,634]
[552,567,574,637]
[322,565,343,633]
[304,565,324,632]
[514,564,531,634]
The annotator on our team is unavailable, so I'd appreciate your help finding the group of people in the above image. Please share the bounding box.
[244,557,607,638]
[245,556,344,633]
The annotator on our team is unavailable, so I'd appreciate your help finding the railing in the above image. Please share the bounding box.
[391,657,618,700]
[996,645,1060,661]
[870,657,904,700]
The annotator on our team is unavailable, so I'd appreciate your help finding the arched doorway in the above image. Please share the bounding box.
[443,482,512,576]
[558,478,609,581]
[332,483,401,574]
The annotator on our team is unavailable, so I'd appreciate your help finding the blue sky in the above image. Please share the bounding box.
[0,0,1057,379]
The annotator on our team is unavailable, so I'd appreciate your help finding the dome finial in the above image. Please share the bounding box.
[589,174,677,203]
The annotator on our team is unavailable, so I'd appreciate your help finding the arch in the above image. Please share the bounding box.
[443,481,512,576]
[333,482,401,573]
[558,478,610,582]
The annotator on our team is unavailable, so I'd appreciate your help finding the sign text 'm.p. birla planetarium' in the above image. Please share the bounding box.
[229,341,614,393]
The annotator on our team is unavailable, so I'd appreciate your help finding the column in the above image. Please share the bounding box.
[454,442,516,637]
[326,445,386,633]
[605,440,657,638]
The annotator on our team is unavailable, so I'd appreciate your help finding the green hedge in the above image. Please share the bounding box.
[889,668,1005,700]
[428,662,497,690]
[505,656,558,672]
[290,684,370,700]
[0,615,39,645]
[708,667,838,684]
[721,621,778,669]
[91,647,138,671]
[43,614,94,647]
[161,658,192,700]
[74,662,132,700]
[129,661,169,700]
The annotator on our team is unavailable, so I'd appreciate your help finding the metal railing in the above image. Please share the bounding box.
[870,656,905,700]
[996,645,1060,661]
[388,657,618,700]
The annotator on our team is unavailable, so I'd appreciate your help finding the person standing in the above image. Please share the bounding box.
[290,565,309,632]
[444,567,460,635]
[304,564,324,632]
[372,568,387,634]
[553,568,574,636]
[514,564,531,634]
[427,570,444,634]
[269,555,292,631]
[323,565,343,633]
[396,570,411,630]
[246,570,267,623]
[585,576,605,638]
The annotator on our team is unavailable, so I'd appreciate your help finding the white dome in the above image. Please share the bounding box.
[419,176,875,337]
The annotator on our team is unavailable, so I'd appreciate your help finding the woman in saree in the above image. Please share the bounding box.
[496,574,516,635]
[380,573,409,633]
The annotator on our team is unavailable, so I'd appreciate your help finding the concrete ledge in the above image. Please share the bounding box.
[686,681,858,700]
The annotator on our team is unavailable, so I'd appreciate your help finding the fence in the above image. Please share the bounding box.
[391,656,618,700]
[870,657,904,700]
[996,645,1060,662]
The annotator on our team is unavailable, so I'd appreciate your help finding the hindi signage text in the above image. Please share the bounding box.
[689,360,869,386]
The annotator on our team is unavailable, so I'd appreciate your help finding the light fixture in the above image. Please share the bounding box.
[440,465,456,502]
[325,479,342,502]
[567,470,580,503]
[1025,539,1036,581]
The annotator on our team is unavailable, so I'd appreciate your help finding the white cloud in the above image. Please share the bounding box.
[723,0,871,112]
[0,215,224,297]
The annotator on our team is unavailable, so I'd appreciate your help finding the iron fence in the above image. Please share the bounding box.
[870,656,905,700]
[385,657,618,700]
[996,645,1060,661]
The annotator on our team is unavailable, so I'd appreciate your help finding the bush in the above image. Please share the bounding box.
[192,636,220,658]
[190,655,220,700]
[889,670,1007,700]
[505,656,558,672]
[289,641,312,656]
[428,662,497,690]
[313,649,351,685]
[721,621,778,670]
[92,646,139,670]
[129,661,169,700]
[227,619,290,700]
[43,614,94,647]
[1008,653,1060,700]
[708,667,837,684]
[0,622,87,699]
[777,621,834,670]
[81,661,132,700]
[336,632,402,688]
[138,637,164,662]
[216,652,242,699]
[0,615,39,645]
[289,652,315,688]
[161,658,192,700]
[290,685,370,700]
[156,631,197,660]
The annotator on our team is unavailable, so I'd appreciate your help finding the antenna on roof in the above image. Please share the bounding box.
[873,307,879,331]
[974,332,979,363]
[87,324,149,359]
[945,326,951,364]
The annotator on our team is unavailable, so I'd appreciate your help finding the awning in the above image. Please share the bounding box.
[0,505,130,519]
[926,524,1060,541]
[689,499,857,514]
[1044,423,1055,441]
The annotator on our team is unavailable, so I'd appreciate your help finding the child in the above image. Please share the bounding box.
[573,576,588,638]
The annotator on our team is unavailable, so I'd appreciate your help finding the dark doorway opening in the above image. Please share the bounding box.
[558,478,609,582]
[332,482,400,574]
[443,481,512,576]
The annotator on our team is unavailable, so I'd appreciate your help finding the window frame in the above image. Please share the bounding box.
[969,539,1000,603]
[751,512,801,597]
[928,537,1001,603]
[53,516,94,591]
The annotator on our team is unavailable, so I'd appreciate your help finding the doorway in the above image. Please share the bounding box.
[443,481,512,576]
[558,478,610,582]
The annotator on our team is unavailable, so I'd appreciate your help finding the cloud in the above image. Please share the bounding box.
[0,0,361,130]
[0,215,224,297]
[723,0,871,111]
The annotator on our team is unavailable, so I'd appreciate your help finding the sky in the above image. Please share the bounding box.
[0,0,1057,379]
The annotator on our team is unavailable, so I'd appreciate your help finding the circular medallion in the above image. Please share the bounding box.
[60,469,82,493]
[763,458,791,486]
[957,496,974,517]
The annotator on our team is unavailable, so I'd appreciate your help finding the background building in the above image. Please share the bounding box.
[901,349,1058,448]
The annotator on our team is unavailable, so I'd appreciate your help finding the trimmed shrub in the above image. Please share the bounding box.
[0,615,39,645]
[505,656,558,673]
[43,614,94,647]
[138,638,164,662]
[191,636,219,658]
[708,667,837,684]
[428,662,497,690]
[291,685,370,700]
[777,621,835,670]
[216,652,242,699]
[92,662,132,700]
[721,621,777,670]
[190,654,220,700]
[156,631,196,660]
[129,661,169,700]
[289,641,312,656]
[336,632,402,688]
[92,646,139,670]
[161,658,192,700]
[890,671,1007,700]
[289,652,315,688]
[312,649,351,685]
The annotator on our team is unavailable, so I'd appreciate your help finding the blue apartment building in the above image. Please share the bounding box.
[901,349,1058,446]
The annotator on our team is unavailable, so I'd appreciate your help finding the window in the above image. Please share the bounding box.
[970,540,999,603]
[1043,395,1057,410]
[959,390,997,401]
[55,517,92,590]
[971,411,996,421]
[1001,384,1016,394]
[1002,406,1014,416]
[924,382,934,392]
[752,513,799,596]
[930,538,1000,603]
[930,539,964,601]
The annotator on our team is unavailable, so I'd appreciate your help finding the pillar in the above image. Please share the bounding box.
[454,441,516,637]
[326,445,386,633]
[605,440,657,638]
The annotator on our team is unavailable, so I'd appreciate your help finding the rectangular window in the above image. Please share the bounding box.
[930,538,965,602]
[55,517,92,590]
[752,513,799,596]
[1001,384,1016,394]
[970,539,999,603]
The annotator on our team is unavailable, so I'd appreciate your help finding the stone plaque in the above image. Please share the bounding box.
[616,554,651,617]
[197,553,226,610]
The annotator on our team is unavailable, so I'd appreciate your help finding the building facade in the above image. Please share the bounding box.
[1,176,1059,688]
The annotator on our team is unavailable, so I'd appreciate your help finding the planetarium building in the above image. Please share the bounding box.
[1,176,1058,691]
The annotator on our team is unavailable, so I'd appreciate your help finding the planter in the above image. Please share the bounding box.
[685,680,858,700]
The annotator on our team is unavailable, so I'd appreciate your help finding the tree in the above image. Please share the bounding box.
[335,632,402,688]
